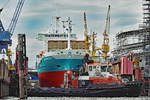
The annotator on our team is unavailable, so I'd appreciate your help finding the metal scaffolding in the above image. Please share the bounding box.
[143,0,150,28]
[112,28,150,56]
[112,0,150,78]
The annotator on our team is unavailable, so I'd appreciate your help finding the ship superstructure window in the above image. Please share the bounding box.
[93,66,96,69]
[60,34,63,37]
[64,34,67,38]
[89,66,92,71]
[107,66,112,72]
[101,66,107,72]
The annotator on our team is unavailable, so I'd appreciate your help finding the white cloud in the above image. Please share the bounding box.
[0,0,143,67]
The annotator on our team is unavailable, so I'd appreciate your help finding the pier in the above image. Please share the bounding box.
[0,60,9,98]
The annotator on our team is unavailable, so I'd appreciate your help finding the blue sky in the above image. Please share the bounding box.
[0,0,143,68]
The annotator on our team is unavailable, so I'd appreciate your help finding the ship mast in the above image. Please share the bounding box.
[67,17,72,50]
[62,21,65,33]
[56,17,60,33]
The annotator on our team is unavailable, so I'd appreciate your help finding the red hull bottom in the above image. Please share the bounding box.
[38,71,75,88]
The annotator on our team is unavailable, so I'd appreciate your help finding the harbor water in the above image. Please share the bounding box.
[4,97,150,100]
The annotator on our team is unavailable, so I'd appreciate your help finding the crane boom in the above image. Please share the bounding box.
[84,12,88,36]
[84,12,90,53]
[102,5,110,61]
[8,0,25,34]
[104,5,110,35]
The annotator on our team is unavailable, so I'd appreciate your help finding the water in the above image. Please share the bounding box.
[4,97,150,100]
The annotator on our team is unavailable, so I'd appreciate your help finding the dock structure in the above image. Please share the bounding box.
[112,28,150,58]
[0,59,9,98]
[112,0,150,95]
[143,0,150,28]
[112,0,150,76]
[17,34,28,99]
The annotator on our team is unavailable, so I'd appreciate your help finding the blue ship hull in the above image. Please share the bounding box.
[38,56,84,74]
[37,50,86,87]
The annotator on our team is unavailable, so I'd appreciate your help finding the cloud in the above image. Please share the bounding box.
[0,0,143,67]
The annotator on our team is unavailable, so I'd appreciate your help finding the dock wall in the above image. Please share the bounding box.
[0,59,9,98]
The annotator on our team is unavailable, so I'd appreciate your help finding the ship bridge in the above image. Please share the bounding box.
[37,33,77,41]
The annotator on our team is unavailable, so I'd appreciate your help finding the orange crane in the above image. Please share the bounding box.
[101,5,110,61]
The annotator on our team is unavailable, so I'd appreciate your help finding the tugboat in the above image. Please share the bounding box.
[28,60,143,97]
[68,61,143,97]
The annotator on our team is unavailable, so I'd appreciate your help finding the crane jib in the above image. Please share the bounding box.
[8,0,26,34]
[0,0,26,54]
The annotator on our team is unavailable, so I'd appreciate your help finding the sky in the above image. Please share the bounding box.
[0,0,143,68]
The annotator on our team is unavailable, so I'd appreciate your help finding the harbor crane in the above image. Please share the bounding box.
[0,0,25,54]
[83,5,111,62]
[0,0,26,69]
[83,5,110,62]
[84,12,91,54]
[101,5,110,61]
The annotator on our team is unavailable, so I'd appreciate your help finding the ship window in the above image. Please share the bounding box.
[57,65,61,67]
[101,66,107,72]
[45,34,49,37]
[93,66,96,69]
[107,66,112,72]
[60,34,63,37]
[64,34,67,37]
[55,35,59,37]
[89,66,92,71]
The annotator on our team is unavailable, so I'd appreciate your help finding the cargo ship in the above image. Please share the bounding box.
[37,17,89,88]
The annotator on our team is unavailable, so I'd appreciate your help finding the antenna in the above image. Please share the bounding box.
[67,17,72,50]
[56,16,61,33]
[62,20,68,34]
